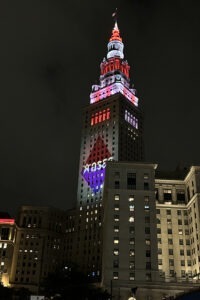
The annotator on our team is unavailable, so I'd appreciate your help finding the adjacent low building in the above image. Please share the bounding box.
[0,206,67,293]
[0,212,15,287]
[1,166,200,299]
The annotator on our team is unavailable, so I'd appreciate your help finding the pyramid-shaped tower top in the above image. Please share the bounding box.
[109,21,122,42]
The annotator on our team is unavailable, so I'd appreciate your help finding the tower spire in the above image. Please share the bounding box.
[110,8,122,42]
[112,7,118,22]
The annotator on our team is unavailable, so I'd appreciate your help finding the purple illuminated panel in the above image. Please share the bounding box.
[82,165,105,193]
[82,157,113,193]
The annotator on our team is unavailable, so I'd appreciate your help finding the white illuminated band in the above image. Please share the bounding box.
[90,82,138,106]
[83,156,114,174]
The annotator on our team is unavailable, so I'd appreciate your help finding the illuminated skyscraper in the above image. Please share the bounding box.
[1,17,200,300]
[77,21,144,207]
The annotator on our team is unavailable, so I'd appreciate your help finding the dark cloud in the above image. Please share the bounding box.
[0,0,200,215]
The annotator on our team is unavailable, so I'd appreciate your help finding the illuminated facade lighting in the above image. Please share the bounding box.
[0,219,15,225]
[77,20,144,203]
[90,21,138,106]
[91,108,110,125]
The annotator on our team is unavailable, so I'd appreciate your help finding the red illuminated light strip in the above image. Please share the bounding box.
[0,219,15,225]
[91,108,110,126]
[100,58,130,78]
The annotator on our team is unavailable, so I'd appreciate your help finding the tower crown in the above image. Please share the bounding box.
[90,20,138,107]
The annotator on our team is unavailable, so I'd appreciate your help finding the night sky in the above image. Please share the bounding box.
[1,0,200,215]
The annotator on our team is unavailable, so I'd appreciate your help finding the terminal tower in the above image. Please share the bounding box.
[77,20,144,206]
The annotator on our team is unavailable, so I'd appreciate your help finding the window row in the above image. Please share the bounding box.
[91,108,110,126]
[155,189,186,203]
[125,110,138,129]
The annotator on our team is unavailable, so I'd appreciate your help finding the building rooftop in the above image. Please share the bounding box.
[155,163,190,180]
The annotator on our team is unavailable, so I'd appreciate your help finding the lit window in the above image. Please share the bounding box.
[113,272,118,280]
[144,173,149,179]
[129,272,135,280]
[1,262,4,266]
[113,249,119,256]
[129,217,134,223]
[114,204,119,211]
[129,262,134,269]
[114,195,120,201]
[144,196,150,210]
[114,215,119,222]
[146,239,151,245]
[3,243,7,249]
[129,249,135,256]
[129,196,134,202]
[130,238,135,245]
[114,238,119,244]
[114,226,119,233]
